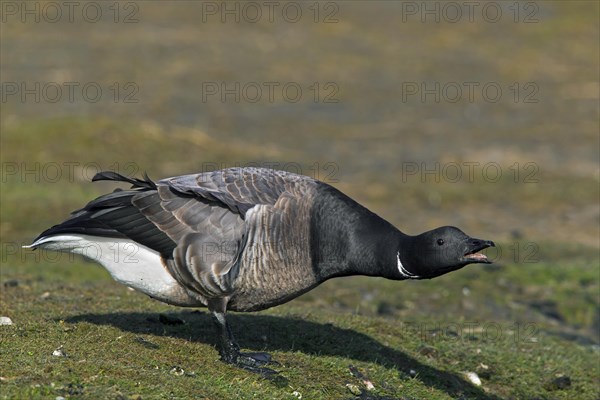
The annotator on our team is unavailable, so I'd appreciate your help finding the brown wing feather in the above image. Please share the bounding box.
[131,185,245,300]
[160,167,314,216]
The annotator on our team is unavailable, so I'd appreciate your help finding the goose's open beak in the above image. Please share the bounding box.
[462,238,495,264]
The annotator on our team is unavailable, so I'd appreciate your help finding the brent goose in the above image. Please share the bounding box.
[27,168,494,373]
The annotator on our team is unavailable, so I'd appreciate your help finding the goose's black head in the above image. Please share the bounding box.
[396,226,495,279]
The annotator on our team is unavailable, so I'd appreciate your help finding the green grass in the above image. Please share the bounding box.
[1,242,598,399]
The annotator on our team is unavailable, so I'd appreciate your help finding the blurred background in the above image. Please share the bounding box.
[0,1,598,397]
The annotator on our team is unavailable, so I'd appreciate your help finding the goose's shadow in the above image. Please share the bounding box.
[66,311,500,400]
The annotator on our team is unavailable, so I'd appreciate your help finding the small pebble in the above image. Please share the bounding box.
[0,317,13,326]
[465,372,482,386]
[409,369,417,378]
[291,391,302,399]
[52,346,67,357]
[56,397,66,400]
[40,292,51,300]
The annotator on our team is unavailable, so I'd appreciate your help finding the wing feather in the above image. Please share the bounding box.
[160,167,313,217]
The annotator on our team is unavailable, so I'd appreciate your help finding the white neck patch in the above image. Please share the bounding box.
[397,252,420,279]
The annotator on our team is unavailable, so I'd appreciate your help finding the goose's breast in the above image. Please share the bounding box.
[227,185,319,311]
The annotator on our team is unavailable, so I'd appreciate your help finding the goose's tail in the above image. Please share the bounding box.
[25,171,171,254]
[23,171,202,307]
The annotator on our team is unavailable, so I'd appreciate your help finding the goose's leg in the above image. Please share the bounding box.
[208,299,277,374]
[210,308,240,363]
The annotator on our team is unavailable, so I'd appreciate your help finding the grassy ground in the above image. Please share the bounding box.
[0,250,598,400]
[1,1,599,399]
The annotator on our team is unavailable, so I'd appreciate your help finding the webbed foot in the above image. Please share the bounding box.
[235,352,279,375]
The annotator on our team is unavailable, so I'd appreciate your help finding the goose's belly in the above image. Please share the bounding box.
[228,250,319,312]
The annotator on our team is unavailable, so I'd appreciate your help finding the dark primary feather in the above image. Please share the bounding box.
[34,181,176,257]
[92,170,157,190]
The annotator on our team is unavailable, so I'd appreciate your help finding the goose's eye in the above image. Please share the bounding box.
[437,239,445,246]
